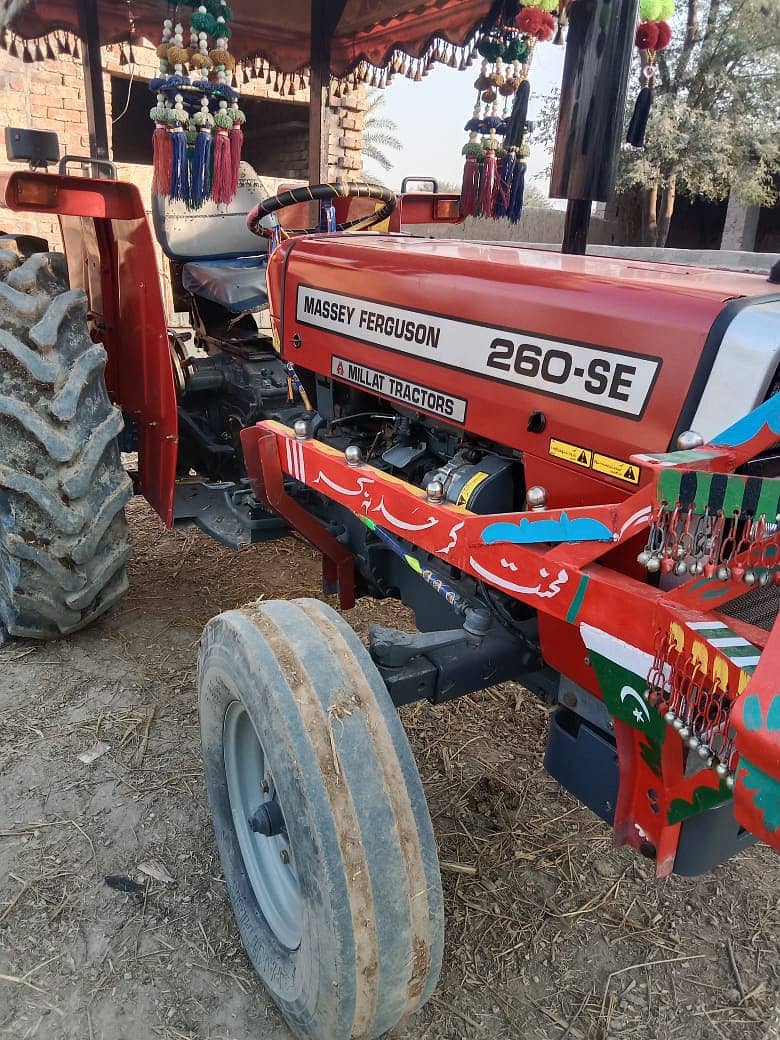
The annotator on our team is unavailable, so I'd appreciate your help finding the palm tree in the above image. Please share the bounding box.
[362,91,402,172]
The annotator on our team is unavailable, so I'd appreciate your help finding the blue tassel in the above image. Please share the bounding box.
[507,161,526,224]
[191,129,212,207]
[170,127,189,202]
[319,199,336,232]
[493,152,516,218]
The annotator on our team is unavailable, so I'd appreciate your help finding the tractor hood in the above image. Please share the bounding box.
[268,235,779,487]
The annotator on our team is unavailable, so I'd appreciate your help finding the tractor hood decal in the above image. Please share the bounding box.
[296,284,662,420]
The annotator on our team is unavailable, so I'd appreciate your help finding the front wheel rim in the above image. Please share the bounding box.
[222,700,302,950]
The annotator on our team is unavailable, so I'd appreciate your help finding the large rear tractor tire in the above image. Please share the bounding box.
[198,598,444,1040]
[0,248,132,640]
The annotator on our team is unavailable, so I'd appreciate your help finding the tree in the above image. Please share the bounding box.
[361,90,403,172]
[537,0,779,246]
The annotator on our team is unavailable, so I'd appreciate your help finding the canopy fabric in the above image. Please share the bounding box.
[0,0,493,74]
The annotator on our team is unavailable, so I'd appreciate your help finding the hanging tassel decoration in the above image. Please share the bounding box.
[626,84,653,147]
[460,134,482,217]
[504,77,530,147]
[212,129,232,203]
[493,148,516,218]
[169,124,190,201]
[211,100,234,204]
[190,127,213,207]
[507,160,527,223]
[190,97,213,207]
[151,122,173,196]
[478,133,499,217]
[228,106,245,197]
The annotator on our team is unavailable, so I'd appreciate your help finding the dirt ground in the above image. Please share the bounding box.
[1,499,779,1040]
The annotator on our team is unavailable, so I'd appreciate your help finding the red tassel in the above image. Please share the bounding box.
[478,149,498,217]
[212,129,233,204]
[229,122,244,199]
[460,153,480,217]
[151,124,172,197]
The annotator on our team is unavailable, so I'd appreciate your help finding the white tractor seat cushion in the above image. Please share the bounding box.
[181,255,269,313]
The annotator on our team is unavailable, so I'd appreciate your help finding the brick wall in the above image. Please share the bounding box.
[0,36,366,250]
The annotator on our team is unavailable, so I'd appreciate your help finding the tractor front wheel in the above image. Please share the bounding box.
[198,598,444,1040]
[0,247,131,639]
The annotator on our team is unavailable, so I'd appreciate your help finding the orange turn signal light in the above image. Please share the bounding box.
[434,197,460,220]
[13,177,58,208]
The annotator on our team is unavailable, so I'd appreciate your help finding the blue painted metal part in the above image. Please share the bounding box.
[711,394,780,447]
[482,512,613,545]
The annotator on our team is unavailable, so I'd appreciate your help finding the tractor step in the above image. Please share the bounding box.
[173,480,287,549]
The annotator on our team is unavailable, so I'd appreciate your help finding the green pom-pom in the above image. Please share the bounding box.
[462,141,483,155]
[639,0,662,19]
[213,18,232,39]
[191,10,216,33]
[657,0,675,17]
[203,0,231,16]
[150,105,173,123]
[214,109,233,129]
[518,142,530,159]
[186,127,198,145]
[477,38,504,60]
[229,107,246,124]
[540,0,559,12]
[504,37,529,61]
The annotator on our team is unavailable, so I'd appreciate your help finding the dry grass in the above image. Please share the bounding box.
[1,499,778,1039]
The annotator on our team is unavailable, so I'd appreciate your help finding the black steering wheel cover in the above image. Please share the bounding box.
[247,182,397,237]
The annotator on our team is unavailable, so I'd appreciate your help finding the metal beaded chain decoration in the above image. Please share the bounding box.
[149,1,246,206]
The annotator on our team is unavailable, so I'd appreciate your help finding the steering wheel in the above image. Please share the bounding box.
[246,182,397,239]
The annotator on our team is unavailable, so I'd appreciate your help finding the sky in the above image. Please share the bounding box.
[361,43,567,199]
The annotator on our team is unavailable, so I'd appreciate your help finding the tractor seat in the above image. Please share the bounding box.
[181,255,268,313]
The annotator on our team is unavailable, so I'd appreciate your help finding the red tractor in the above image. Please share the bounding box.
[1,140,780,1040]
[2,130,780,1040]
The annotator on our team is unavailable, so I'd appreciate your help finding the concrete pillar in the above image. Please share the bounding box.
[721,189,760,251]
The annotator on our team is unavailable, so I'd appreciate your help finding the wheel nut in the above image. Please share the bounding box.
[280,849,290,864]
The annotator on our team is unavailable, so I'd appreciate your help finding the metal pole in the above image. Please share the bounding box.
[562,199,591,255]
[551,0,640,255]
[308,0,348,186]
[308,0,331,185]
[77,0,110,160]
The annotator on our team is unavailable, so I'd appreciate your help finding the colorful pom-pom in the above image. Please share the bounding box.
[655,19,673,48]
[517,7,543,33]
[191,11,216,33]
[639,0,662,20]
[210,48,236,70]
[657,0,675,18]
[537,12,556,40]
[635,21,659,48]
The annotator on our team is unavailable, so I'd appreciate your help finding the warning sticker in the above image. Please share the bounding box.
[331,356,467,423]
[457,471,489,507]
[591,452,640,484]
[549,440,641,484]
[549,439,592,468]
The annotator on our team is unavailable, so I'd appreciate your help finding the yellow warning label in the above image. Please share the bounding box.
[457,471,490,507]
[592,452,640,484]
[549,439,592,468]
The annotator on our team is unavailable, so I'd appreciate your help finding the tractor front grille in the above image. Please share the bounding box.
[721,582,780,633]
